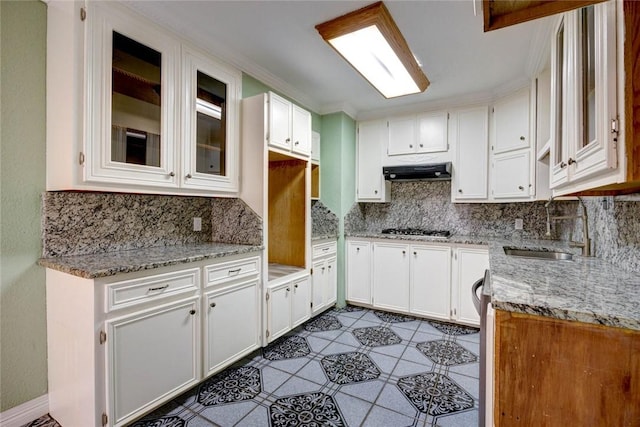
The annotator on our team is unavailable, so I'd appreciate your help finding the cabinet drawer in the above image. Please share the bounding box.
[204,256,260,288]
[312,241,337,259]
[106,268,200,313]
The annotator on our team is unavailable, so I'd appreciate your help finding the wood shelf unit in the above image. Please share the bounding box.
[311,163,320,199]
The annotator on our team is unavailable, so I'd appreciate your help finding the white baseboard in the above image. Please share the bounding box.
[0,395,49,427]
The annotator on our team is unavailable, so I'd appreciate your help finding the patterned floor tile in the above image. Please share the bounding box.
[235,405,269,427]
[375,383,419,416]
[129,415,187,427]
[21,415,61,427]
[436,407,479,427]
[304,314,343,332]
[274,376,323,397]
[332,305,364,314]
[321,352,380,384]
[269,392,346,426]
[260,366,292,393]
[363,405,417,427]
[262,336,310,360]
[334,392,374,427]
[352,326,402,347]
[447,371,480,400]
[427,320,479,336]
[416,340,478,366]
[197,400,256,426]
[197,366,261,406]
[392,359,434,377]
[295,360,330,385]
[373,310,417,323]
[339,379,386,403]
[367,351,401,374]
[397,372,474,416]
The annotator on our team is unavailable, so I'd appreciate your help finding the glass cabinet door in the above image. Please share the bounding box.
[550,16,569,188]
[182,47,240,192]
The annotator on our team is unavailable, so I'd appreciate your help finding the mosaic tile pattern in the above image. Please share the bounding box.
[417,340,478,366]
[373,310,416,323]
[25,307,479,427]
[20,416,60,427]
[304,314,342,332]
[427,320,479,336]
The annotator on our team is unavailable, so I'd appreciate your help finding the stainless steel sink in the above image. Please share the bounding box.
[503,247,574,261]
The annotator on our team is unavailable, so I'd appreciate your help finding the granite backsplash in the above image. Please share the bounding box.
[41,192,261,257]
[311,200,339,239]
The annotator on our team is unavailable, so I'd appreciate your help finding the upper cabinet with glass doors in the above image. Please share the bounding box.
[550,1,618,192]
[46,1,240,195]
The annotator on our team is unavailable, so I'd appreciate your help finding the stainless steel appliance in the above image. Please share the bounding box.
[472,269,492,427]
[380,228,451,238]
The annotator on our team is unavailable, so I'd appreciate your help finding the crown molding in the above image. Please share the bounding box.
[526,17,555,77]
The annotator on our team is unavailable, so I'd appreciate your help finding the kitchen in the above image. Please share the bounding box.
[1,1,639,427]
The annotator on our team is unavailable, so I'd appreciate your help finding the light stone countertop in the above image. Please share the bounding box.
[312,233,339,242]
[346,232,640,331]
[38,243,263,279]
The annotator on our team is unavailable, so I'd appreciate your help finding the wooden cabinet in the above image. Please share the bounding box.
[451,246,489,326]
[107,298,200,426]
[311,240,337,316]
[45,251,262,427]
[409,245,451,321]
[372,242,410,312]
[494,310,640,426]
[46,1,240,196]
[357,120,390,202]
[267,92,311,158]
[346,240,372,305]
[452,106,489,201]
[266,273,311,343]
[388,112,448,155]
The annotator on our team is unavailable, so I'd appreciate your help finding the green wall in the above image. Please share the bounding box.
[320,112,356,305]
[0,0,49,411]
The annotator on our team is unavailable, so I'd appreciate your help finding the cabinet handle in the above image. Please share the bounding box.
[568,158,577,165]
[148,284,169,292]
[295,141,299,145]
[286,138,291,143]
[413,251,417,255]
[419,144,424,148]
[328,265,332,270]
[228,268,241,275]
[186,174,192,179]
[322,267,325,272]
[210,302,216,308]
[286,287,290,292]
[294,284,298,289]
[560,161,567,169]
[323,248,329,252]
[409,144,413,148]
[518,185,524,190]
[169,171,175,177]
[402,250,406,255]
[520,136,525,141]
[458,189,463,193]
[374,190,378,194]
[189,309,196,315]
[356,248,360,252]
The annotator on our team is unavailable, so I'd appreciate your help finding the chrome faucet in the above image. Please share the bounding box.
[545,196,591,256]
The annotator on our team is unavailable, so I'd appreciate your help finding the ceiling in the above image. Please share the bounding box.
[125,1,552,120]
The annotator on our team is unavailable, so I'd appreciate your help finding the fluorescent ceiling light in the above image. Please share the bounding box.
[316,1,429,99]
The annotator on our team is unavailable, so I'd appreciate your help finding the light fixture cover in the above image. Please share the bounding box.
[315,1,429,99]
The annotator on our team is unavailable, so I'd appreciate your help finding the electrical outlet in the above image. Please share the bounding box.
[193,217,202,232]
[515,218,523,230]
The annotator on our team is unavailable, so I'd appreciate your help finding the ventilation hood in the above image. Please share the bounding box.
[383,162,452,181]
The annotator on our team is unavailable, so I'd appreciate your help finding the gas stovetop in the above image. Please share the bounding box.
[380,228,451,238]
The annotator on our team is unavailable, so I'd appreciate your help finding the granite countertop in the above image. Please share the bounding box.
[346,231,640,331]
[38,243,263,279]
[312,233,339,242]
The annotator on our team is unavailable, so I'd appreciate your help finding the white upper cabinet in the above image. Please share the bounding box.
[267,92,311,158]
[452,106,489,201]
[311,131,321,164]
[46,1,240,196]
[492,151,532,199]
[492,87,531,154]
[387,112,448,155]
[550,1,618,192]
[357,120,390,202]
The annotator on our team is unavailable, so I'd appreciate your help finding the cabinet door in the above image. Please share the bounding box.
[267,283,291,342]
[86,3,180,187]
[291,276,311,328]
[311,259,326,316]
[373,242,410,312]
[452,107,489,200]
[346,240,372,305]
[204,280,259,377]
[357,120,389,202]
[311,131,321,163]
[492,151,531,199]
[492,88,531,154]
[388,116,416,155]
[417,112,448,153]
[453,247,489,326]
[410,245,451,320]
[268,92,291,151]
[326,256,337,307]
[291,105,311,156]
[107,298,199,426]
[181,47,240,192]
[550,15,570,188]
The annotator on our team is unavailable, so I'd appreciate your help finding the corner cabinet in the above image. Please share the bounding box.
[357,120,390,202]
[45,252,262,427]
[311,240,337,316]
[47,1,240,196]
[346,240,372,305]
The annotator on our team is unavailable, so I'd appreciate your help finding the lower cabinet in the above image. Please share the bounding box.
[266,273,311,343]
[311,239,338,316]
[346,238,488,326]
[203,279,260,377]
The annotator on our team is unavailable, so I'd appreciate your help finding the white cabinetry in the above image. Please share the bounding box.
[45,251,262,427]
[372,242,410,312]
[492,151,532,199]
[265,273,311,343]
[452,107,489,201]
[492,88,531,155]
[387,112,448,155]
[311,240,337,316]
[267,92,311,158]
[346,240,372,305]
[46,1,240,196]
[550,1,619,194]
[357,120,390,202]
[410,245,452,321]
[311,131,321,164]
[451,246,489,326]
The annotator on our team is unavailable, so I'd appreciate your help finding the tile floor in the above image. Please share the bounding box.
[23,306,479,427]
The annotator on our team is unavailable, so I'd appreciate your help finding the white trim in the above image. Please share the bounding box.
[0,395,49,427]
